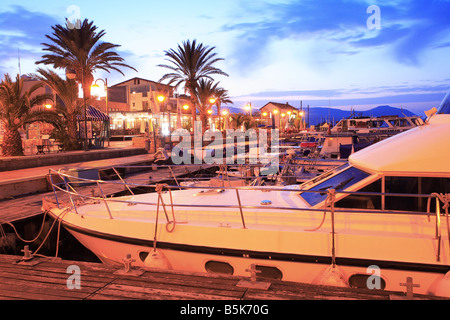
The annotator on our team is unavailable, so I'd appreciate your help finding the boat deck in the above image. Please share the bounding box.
[0,254,444,301]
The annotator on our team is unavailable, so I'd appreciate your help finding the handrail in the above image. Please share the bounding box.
[48,173,445,217]
[112,167,134,196]
[427,193,450,262]
[96,181,113,219]
[47,165,450,255]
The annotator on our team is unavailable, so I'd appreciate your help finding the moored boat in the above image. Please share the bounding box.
[43,91,450,298]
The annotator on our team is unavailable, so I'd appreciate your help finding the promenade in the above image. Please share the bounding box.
[0,141,153,200]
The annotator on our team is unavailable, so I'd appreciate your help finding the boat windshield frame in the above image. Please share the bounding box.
[438,89,450,114]
[298,163,350,190]
[299,165,375,208]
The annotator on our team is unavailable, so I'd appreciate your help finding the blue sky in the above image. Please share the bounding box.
[1,0,449,115]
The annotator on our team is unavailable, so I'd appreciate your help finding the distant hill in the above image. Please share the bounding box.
[299,105,417,126]
[218,104,417,126]
[359,105,416,117]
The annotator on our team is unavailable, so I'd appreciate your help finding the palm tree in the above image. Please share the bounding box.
[243,114,258,131]
[0,74,58,156]
[195,79,218,132]
[158,39,229,126]
[35,68,84,150]
[36,19,136,148]
[230,112,247,130]
[212,86,233,130]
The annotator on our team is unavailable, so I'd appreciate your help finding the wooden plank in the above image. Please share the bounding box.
[111,278,244,300]
[92,283,240,300]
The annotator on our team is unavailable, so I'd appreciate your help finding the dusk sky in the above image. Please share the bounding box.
[1,0,450,115]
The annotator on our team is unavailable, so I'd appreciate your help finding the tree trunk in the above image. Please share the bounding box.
[67,115,80,150]
[200,112,208,135]
[216,104,221,130]
[1,126,24,156]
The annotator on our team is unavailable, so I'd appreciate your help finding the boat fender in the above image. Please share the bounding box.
[431,271,450,298]
[312,264,349,288]
[143,249,172,270]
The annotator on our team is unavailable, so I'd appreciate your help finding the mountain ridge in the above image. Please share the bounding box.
[223,104,418,125]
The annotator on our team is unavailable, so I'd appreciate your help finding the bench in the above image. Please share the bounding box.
[36,143,65,155]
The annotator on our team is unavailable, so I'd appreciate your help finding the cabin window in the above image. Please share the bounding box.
[255,265,283,280]
[336,179,381,209]
[205,261,234,275]
[300,166,371,207]
[385,177,450,212]
[349,274,386,290]
[336,177,450,212]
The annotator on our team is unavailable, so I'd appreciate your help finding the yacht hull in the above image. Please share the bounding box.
[50,201,450,298]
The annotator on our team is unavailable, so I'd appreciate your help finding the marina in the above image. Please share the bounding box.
[3,105,450,300]
[1,3,449,306]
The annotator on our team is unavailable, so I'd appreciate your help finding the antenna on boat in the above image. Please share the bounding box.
[18,48,22,75]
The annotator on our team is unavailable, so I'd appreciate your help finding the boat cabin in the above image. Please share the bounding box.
[299,94,450,212]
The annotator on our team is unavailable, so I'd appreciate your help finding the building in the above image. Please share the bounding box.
[259,102,303,130]
[91,77,193,136]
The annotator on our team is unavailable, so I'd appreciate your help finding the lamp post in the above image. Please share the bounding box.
[245,102,253,119]
[91,78,109,146]
[66,68,89,151]
[273,109,279,129]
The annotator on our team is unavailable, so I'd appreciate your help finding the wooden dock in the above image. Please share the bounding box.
[0,254,445,302]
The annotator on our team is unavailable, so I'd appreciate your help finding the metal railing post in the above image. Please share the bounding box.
[48,171,60,209]
[235,189,247,229]
[112,167,134,196]
[62,176,79,215]
[97,181,113,219]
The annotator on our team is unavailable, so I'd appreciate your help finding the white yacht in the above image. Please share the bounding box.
[43,91,450,297]
[331,114,423,134]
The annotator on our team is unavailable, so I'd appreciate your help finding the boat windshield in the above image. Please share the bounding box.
[300,166,371,207]
[298,163,350,190]
[438,89,450,114]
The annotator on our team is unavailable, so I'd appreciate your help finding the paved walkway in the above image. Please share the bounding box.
[0,141,140,182]
[0,141,158,199]
[0,153,155,183]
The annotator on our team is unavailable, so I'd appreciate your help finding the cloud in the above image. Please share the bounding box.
[223,0,450,72]
[0,5,59,74]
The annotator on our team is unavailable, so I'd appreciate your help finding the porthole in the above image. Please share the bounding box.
[205,260,234,275]
[349,274,386,290]
[255,265,283,280]
[139,251,150,262]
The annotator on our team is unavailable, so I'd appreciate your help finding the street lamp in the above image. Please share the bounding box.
[245,102,252,119]
[91,78,109,146]
[66,68,90,151]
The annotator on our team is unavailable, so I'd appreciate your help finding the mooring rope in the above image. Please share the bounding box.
[305,189,336,232]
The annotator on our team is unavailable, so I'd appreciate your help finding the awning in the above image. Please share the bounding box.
[77,105,110,121]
